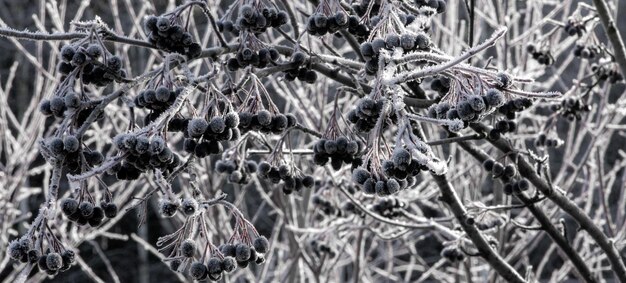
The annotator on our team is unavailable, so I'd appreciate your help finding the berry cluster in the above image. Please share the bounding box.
[573,44,600,59]
[219,236,270,269]
[60,198,117,226]
[430,76,451,96]
[497,97,532,120]
[158,197,181,218]
[312,194,340,216]
[39,91,85,119]
[372,197,406,218]
[8,237,76,276]
[57,44,126,86]
[564,18,586,37]
[527,44,554,65]
[313,137,363,170]
[215,159,258,184]
[352,166,410,196]
[551,97,591,121]
[347,97,394,132]
[502,178,531,195]
[310,240,336,258]
[361,33,431,75]
[108,134,182,180]
[488,120,517,141]
[441,245,465,262]
[437,89,506,123]
[534,133,562,148]
[306,12,349,36]
[592,63,624,83]
[43,136,104,173]
[183,114,240,158]
[144,15,202,58]
[483,159,517,185]
[382,147,426,184]
[282,52,318,84]
[257,162,315,194]
[226,41,280,71]
[234,5,288,34]
[238,110,297,134]
[413,0,447,14]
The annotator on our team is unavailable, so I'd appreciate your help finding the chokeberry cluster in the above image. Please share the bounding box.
[551,97,591,121]
[215,159,258,184]
[347,97,396,132]
[371,197,406,218]
[482,158,517,185]
[527,44,554,65]
[61,198,117,226]
[488,120,517,141]
[135,86,182,124]
[309,240,336,258]
[225,4,288,35]
[434,88,506,124]
[282,51,318,84]
[183,114,240,158]
[237,110,297,134]
[430,76,451,96]
[257,162,315,194]
[143,15,202,58]
[226,33,280,71]
[503,178,531,195]
[219,236,269,270]
[57,44,126,86]
[108,134,182,180]
[43,136,104,173]
[306,11,349,36]
[313,137,363,170]
[573,44,600,59]
[564,18,586,37]
[361,33,431,75]
[497,97,532,120]
[534,133,562,148]
[352,166,406,196]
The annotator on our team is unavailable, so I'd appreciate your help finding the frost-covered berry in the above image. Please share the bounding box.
[206,257,223,274]
[224,112,239,128]
[188,118,208,138]
[79,202,94,218]
[63,135,80,152]
[150,136,166,154]
[86,44,102,58]
[60,45,76,62]
[39,100,53,116]
[8,240,24,260]
[169,259,181,272]
[180,239,196,258]
[64,92,81,108]
[468,95,486,112]
[258,161,271,174]
[484,89,505,107]
[253,236,269,254]
[159,199,179,218]
[46,253,63,270]
[456,101,475,121]
[155,87,171,102]
[209,117,226,133]
[27,249,40,264]
[47,137,65,156]
[516,179,530,191]
[302,175,315,188]
[352,168,370,185]
[61,198,79,215]
[182,198,198,215]
[257,110,272,126]
[392,148,411,167]
[102,203,118,218]
[235,244,251,262]
[220,244,236,257]
[400,34,416,50]
[387,179,400,194]
[189,262,207,280]
[221,257,236,273]
[61,250,75,267]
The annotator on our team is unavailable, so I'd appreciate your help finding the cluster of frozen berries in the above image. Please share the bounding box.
[108,134,182,180]
[482,159,517,184]
[534,133,562,148]
[44,135,104,173]
[361,33,431,75]
[237,5,288,34]
[257,162,315,194]
[237,111,297,134]
[430,76,451,96]
[226,45,280,71]
[282,52,318,84]
[503,178,530,195]
[371,198,406,219]
[61,198,117,226]
[219,236,270,269]
[8,238,76,276]
[527,44,554,65]
[134,86,180,113]
[347,97,395,132]
[431,89,506,124]
[573,44,600,59]
[144,15,202,58]
[57,44,125,86]
[215,159,258,184]
[312,195,340,216]
[309,240,336,258]
[413,0,447,14]
[551,97,591,121]
[313,137,363,170]
[383,147,425,183]
[592,63,624,83]
[441,245,464,262]
[352,162,412,197]
[183,114,240,158]
[564,18,586,37]
[487,120,517,141]
[306,12,349,36]
[497,97,532,120]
